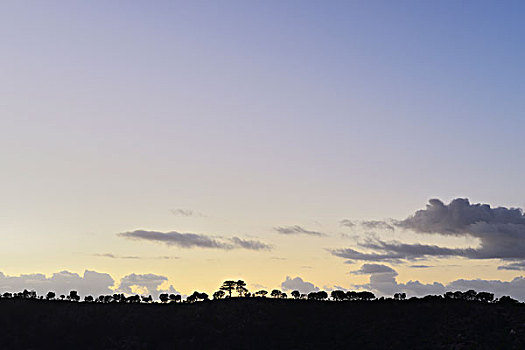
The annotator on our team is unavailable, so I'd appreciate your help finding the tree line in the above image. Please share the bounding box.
[0,280,519,304]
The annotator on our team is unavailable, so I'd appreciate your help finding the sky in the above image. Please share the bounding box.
[1,1,525,299]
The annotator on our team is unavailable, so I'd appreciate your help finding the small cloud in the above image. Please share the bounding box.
[361,220,395,231]
[170,208,204,217]
[117,273,179,297]
[274,225,325,236]
[281,276,320,294]
[250,283,267,290]
[340,219,355,228]
[409,265,433,269]
[230,237,272,251]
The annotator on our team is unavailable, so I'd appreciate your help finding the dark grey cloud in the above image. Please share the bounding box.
[332,198,525,263]
[230,237,272,251]
[331,248,406,263]
[281,276,319,294]
[409,265,433,269]
[119,230,271,251]
[498,261,525,271]
[274,225,325,236]
[117,273,179,296]
[354,264,525,301]
[0,270,114,297]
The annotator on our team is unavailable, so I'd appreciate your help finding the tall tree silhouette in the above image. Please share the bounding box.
[236,280,248,297]
[291,290,300,299]
[220,280,236,298]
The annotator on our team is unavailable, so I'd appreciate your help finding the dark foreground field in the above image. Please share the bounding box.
[1,298,525,349]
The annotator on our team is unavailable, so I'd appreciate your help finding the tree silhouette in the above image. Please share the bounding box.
[357,291,375,301]
[220,281,236,298]
[255,290,268,298]
[46,291,56,300]
[394,293,406,301]
[141,295,153,303]
[291,290,300,299]
[84,295,94,302]
[331,290,347,301]
[270,289,282,298]
[236,280,248,297]
[69,291,80,302]
[476,291,494,303]
[159,293,169,303]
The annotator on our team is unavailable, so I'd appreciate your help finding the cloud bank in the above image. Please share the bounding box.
[332,198,525,265]
[0,270,115,297]
[354,263,525,301]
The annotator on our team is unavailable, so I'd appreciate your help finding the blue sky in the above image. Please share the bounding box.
[1,1,525,298]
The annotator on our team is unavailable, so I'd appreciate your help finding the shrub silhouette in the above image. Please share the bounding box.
[213,290,225,299]
[46,291,55,300]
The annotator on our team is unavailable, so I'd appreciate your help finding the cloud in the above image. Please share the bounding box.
[117,273,179,296]
[353,263,525,301]
[170,208,204,217]
[351,263,397,274]
[119,230,271,251]
[0,270,114,297]
[281,276,320,294]
[409,265,433,269]
[330,248,406,263]
[230,237,272,251]
[332,198,525,262]
[361,220,395,231]
[339,219,393,230]
[274,226,325,236]
[340,219,355,228]
[498,262,525,271]
[93,253,180,260]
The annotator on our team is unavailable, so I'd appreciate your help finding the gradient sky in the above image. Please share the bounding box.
[1,1,525,298]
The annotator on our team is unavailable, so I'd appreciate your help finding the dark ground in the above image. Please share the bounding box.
[1,298,525,349]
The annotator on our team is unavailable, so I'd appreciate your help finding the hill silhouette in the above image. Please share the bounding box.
[1,296,525,349]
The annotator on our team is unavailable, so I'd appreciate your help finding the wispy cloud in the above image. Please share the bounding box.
[274,225,325,236]
[119,230,271,251]
[93,253,179,260]
[230,237,272,251]
[170,208,205,217]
